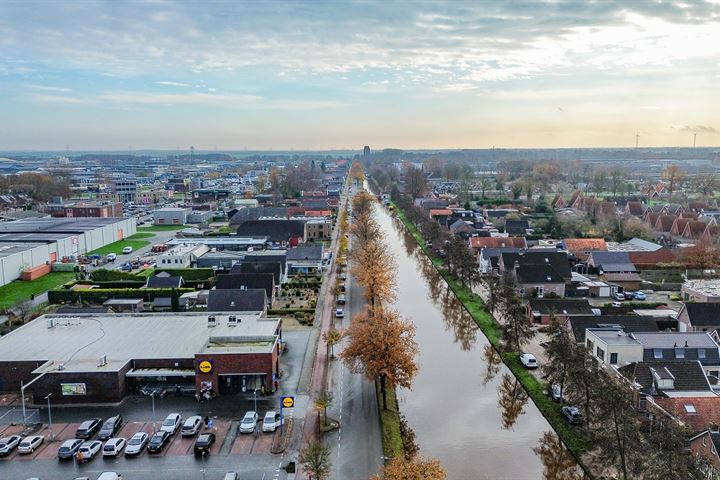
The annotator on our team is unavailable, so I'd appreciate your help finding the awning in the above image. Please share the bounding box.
[126,368,195,377]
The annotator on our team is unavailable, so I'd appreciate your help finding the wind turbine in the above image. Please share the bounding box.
[635,132,639,149]
[693,133,697,148]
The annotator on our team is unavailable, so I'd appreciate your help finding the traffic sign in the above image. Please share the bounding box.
[281,396,295,408]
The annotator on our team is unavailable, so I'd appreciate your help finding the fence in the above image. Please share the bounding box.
[0,407,41,426]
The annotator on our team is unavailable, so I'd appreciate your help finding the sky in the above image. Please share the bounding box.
[0,0,719,151]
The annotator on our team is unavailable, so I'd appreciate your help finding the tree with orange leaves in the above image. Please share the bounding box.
[351,191,376,219]
[350,237,397,310]
[370,456,446,480]
[341,306,418,410]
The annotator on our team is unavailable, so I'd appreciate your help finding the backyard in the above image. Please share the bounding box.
[0,272,76,310]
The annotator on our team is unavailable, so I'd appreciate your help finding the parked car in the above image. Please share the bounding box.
[223,473,239,480]
[548,384,564,402]
[633,291,646,301]
[335,308,344,318]
[124,432,149,456]
[76,440,102,463]
[336,295,346,305]
[612,292,626,301]
[106,253,117,262]
[562,406,584,425]
[96,473,123,480]
[0,435,22,456]
[17,435,44,454]
[611,301,622,308]
[102,438,127,457]
[339,273,347,280]
[181,416,203,437]
[98,415,123,440]
[262,411,283,432]
[122,246,133,254]
[239,411,258,434]
[520,353,539,368]
[193,433,216,455]
[147,431,171,453]
[57,439,83,460]
[160,413,183,435]
[76,418,103,439]
[121,263,133,272]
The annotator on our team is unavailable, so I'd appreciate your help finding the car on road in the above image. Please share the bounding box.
[339,273,347,280]
[335,308,344,318]
[17,435,44,454]
[612,292,626,301]
[193,433,216,455]
[262,411,283,432]
[160,413,183,435]
[181,415,203,437]
[336,294,346,305]
[57,438,83,460]
[96,473,123,480]
[106,253,117,262]
[147,430,171,453]
[548,384,564,402]
[124,432,149,456]
[562,406,584,425]
[122,246,133,254]
[98,415,123,440]
[0,435,22,456]
[519,353,539,368]
[121,262,133,271]
[102,437,127,457]
[239,411,258,434]
[76,440,102,463]
[76,418,103,439]
[223,473,239,480]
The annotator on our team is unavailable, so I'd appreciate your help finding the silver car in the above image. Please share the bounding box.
[124,432,149,456]
[239,411,258,434]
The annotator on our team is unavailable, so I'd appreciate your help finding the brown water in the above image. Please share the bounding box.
[376,205,579,480]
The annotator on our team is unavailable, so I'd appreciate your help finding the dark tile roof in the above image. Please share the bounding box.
[516,264,564,284]
[235,220,306,243]
[682,303,720,327]
[505,220,529,235]
[229,207,289,225]
[589,251,631,266]
[287,244,324,261]
[207,289,267,311]
[618,360,711,395]
[237,261,283,284]
[568,315,661,343]
[216,273,275,298]
[146,275,184,289]
[240,253,287,272]
[528,299,594,316]
[501,250,571,280]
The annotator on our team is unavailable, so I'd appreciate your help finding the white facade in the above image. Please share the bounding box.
[158,244,210,268]
[585,329,643,367]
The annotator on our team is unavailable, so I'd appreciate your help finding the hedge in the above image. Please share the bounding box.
[48,288,194,304]
[267,308,315,315]
[91,269,146,282]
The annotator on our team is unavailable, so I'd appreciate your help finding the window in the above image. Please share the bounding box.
[596,347,605,359]
[587,340,594,352]
[699,349,706,359]
[610,353,618,365]
[675,348,685,359]
[684,404,697,414]
[654,349,663,359]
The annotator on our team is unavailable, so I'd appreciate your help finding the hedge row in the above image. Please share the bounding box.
[48,288,194,304]
[90,269,146,282]
[267,308,315,315]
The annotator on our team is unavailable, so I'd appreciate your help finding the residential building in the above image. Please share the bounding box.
[585,328,643,367]
[678,303,720,333]
[157,244,209,268]
[286,244,324,275]
[526,298,594,325]
[682,280,720,303]
[632,332,720,380]
[207,289,268,313]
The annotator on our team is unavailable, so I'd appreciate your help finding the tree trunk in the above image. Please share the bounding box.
[380,375,387,410]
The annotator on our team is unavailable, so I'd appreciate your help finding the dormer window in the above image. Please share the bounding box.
[699,349,707,359]
[675,348,685,359]
[653,349,663,359]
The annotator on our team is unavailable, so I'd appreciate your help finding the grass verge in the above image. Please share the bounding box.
[127,232,155,240]
[375,380,404,459]
[0,272,76,310]
[393,202,593,464]
[88,238,151,256]
[138,225,185,232]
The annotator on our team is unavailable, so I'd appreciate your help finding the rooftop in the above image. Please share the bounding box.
[683,279,720,297]
[588,328,642,346]
[0,312,280,373]
[632,332,719,349]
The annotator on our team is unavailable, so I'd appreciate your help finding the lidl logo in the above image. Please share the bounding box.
[282,396,295,408]
[198,360,213,374]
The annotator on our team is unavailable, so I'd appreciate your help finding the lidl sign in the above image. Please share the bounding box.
[281,396,295,408]
[198,360,213,374]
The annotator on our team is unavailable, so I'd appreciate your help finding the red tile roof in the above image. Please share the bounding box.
[655,396,720,433]
[628,248,676,266]
[563,238,608,252]
[469,237,527,250]
[429,209,452,216]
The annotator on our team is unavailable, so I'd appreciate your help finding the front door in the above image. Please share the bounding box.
[537,286,545,298]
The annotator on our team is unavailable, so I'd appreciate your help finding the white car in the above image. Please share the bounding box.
[124,432,149,456]
[76,440,102,462]
[262,411,283,432]
[160,413,183,435]
[181,415,203,437]
[17,435,44,454]
[520,353,539,369]
[106,253,117,262]
[122,246,133,254]
[102,437,126,457]
[0,435,22,456]
[335,308,344,318]
[239,411,258,434]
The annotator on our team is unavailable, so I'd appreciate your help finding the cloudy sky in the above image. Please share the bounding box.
[1,0,719,150]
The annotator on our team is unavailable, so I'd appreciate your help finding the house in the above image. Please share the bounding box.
[631,332,720,379]
[567,315,662,343]
[689,430,720,478]
[235,220,306,247]
[670,217,691,236]
[215,273,275,304]
[563,238,607,261]
[499,251,572,281]
[449,219,477,238]
[585,328,643,367]
[429,208,452,225]
[145,274,185,289]
[526,298,594,325]
[304,219,332,240]
[627,248,675,268]
[469,236,527,254]
[505,220,530,236]
[682,280,720,303]
[514,265,566,298]
[654,397,720,435]
[229,206,289,226]
[286,244,324,275]
[683,221,709,240]
[644,212,660,228]
[479,247,521,275]
[619,360,713,398]
[103,298,145,313]
[654,215,677,233]
[207,289,267,313]
[551,194,567,209]
[232,261,284,286]
[151,296,188,311]
[157,244,210,269]
[678,303,720,333]
[624,201,646,217]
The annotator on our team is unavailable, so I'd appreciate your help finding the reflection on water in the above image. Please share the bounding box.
[534,432,586,480]
[498,373,530,430]
[482,345,502,386]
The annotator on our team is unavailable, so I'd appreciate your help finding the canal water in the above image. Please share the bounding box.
[375,204,576,480]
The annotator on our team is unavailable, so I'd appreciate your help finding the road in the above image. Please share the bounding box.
[325,184,383,480]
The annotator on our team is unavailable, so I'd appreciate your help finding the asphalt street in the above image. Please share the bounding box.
[326,185,383,480]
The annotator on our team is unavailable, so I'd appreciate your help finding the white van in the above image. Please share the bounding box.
[97,473,122,480]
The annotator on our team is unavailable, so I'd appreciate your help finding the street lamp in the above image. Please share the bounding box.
[150,392,156,431]
[253,388,258,413]
[45,393,54,441]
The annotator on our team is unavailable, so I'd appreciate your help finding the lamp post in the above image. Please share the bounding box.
[253,388,258,413]
[45,393,54,441]
[151,392,156,431]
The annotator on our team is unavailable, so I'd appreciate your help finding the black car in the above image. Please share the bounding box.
[562,406,584,425]
[147,431,171,453]
[98,415,123,440]
[75,418,103,439]
[193,433,216,455]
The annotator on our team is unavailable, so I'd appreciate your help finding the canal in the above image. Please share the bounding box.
[375,203,576,480]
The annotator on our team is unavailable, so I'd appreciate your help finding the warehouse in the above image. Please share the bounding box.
[0,312,282,404]
[0,217,136,287]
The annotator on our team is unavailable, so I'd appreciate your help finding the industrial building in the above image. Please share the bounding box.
[0,312,282,404]
[0,217,136,287]
[153,207,190,225]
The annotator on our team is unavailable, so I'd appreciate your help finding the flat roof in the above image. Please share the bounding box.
[167,237,268,246]
[588,328,642,345]
[0,312,280,373]
[683,279,720,297]
[0,217,129,234]
[0,242,47,258]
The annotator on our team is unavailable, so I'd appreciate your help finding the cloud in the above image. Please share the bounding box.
[99,91,262,106]
[155,80,203,88]
[680,125,718,133]
[26,84,73,93]
[30,93,86,104]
